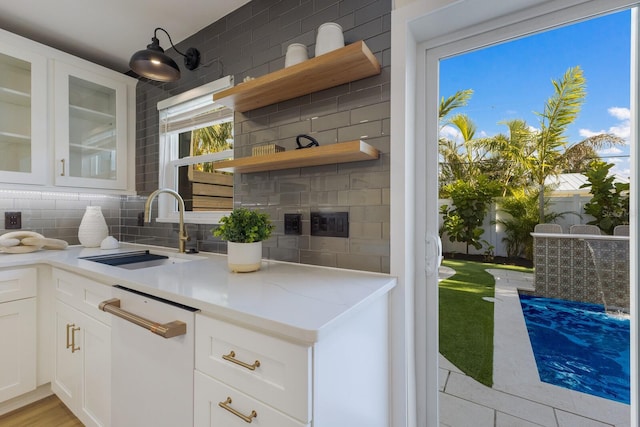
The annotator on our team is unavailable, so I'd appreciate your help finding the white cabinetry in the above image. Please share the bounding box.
[0,39,47,185]
[0,27,136,192]
[54,62,130,190]
[195,317,310,426]
[194,293,390,427]
[51,268,111,427]
[0,268,37,402]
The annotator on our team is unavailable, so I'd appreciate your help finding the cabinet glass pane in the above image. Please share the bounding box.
[0,53,31,173]
[68,76,117,180]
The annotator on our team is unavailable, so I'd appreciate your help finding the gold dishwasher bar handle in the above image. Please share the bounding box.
[99,298,186,338]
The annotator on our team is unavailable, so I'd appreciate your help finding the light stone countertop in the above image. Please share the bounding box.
[0,243,396,343]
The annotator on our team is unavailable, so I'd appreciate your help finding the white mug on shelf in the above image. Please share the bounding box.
[285,43,308,67]
[315,22,344,56]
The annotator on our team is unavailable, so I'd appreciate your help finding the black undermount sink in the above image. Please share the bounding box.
[80,250,191,270]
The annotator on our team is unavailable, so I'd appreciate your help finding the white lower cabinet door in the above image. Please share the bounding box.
[194,371,308,427]
[52,299,78,408]
[52,299,110,427]
[0,298,36,402]
[78,307,110,427]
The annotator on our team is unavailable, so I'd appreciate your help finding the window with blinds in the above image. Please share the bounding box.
[156,76,235,224]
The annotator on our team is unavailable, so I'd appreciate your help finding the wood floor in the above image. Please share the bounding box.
[0,395,83,427]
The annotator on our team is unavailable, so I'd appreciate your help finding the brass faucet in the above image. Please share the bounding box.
[144,188,189,253]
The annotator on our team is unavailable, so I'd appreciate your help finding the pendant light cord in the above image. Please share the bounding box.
[154,27,186,56]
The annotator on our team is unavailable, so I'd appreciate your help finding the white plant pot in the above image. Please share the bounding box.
[227,241,263,273]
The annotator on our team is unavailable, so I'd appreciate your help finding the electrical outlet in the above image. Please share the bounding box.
[310,212,348,237]
[284,213,302,235]
[137,212,145,227]
[4,212,22,229]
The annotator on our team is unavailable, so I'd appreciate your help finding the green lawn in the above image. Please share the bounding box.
[439,259,533,387]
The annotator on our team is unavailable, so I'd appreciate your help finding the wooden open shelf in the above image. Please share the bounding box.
[213,140,379,173]
[213,41,381,112]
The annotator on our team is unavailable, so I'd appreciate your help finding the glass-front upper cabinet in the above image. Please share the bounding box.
[0,46,47,184]
[54,62,128,190]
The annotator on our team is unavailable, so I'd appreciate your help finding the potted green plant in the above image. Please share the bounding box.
[212,207,274,272]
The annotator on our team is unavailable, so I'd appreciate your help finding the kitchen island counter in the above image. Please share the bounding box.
[0,244,395,343]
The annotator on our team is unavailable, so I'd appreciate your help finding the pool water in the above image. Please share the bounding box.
[519,294,630,404]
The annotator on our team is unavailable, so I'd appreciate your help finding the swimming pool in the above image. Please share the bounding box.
[519,294,630,404]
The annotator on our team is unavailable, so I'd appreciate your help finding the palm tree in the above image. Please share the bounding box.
[439,89,473,120]
[528,66,625,220]
[439,113,484,186]
[438,90,501,189]
[494,187,569,259]
[560,133,624,173]
[529,66,586,220]
[191,122,233,172]
[483,119,535,196]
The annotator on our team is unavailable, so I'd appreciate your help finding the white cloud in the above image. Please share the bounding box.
[608,107,630,120]
[609,159,630,179]
[578,106,631,142]
[440,125,461,141]
[615,167,631,178]
[609,122,631,140]
[579,128,605,138]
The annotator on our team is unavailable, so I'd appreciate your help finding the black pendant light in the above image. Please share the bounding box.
[129,27,200,82]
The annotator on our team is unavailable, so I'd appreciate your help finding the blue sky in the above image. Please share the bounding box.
[439,9,631,178]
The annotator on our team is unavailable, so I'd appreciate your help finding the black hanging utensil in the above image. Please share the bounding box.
[296,134,320,149]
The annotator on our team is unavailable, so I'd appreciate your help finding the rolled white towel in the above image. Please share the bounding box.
[0,238,20,247]
[21,237,68,250]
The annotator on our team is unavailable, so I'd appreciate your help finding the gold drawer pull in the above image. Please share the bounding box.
[218,397,257,423]
[222,350,260,371]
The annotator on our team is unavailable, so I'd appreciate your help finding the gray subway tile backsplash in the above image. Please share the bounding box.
[0,0,391,273]
[311,111,351,132]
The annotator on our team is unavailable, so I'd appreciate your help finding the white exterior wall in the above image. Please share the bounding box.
[439,195,597,257]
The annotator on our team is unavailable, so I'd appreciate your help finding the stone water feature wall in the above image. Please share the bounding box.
[532,233,630,310]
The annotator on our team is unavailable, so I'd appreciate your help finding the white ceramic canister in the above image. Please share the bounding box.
[78,206,109,248]
[285,43,308,67]
[315,22,344,56]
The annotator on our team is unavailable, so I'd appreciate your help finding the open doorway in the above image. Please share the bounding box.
[436,9,633,426]
[389,1,639,426]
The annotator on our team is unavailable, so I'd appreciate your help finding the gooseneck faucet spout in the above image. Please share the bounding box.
[144,188,189,253]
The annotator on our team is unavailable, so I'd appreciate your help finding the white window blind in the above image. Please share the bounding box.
[160,98,233,135]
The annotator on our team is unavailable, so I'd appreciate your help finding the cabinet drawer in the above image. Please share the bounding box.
[0,268,37,303]
[52,268,111,325]
[194,371,308,427]
[195,314,311,423]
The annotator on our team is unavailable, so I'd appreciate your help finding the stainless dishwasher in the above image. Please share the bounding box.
[100,285,197,427]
